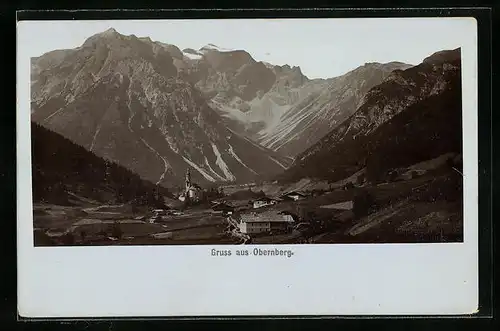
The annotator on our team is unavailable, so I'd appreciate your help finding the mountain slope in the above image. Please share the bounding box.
[258,62,413,157]
[280,48,462,183]
[31,29,291,187]
[179,42,411,158]
[32,122,167,207]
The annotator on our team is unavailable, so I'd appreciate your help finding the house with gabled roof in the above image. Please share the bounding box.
[238,210,295,234]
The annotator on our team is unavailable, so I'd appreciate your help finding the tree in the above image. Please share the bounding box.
[366,156,385,184]
[388,170,398,182]
[345,182,355,190]
[183,194,191,209]
[353,190,375,219]
[111,222,123,239]
[296,205,309,222]
[62,232,75,245]
[356,173,365,186]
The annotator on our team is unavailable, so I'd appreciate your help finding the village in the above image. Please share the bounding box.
[33,152,463,246]
[34,167,358,246]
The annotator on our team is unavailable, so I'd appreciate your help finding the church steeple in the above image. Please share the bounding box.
[185,168,191,190]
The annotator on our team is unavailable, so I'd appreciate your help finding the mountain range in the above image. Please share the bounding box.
[31,28,461,192]
[31,28,291,187]
[281,48,462,183]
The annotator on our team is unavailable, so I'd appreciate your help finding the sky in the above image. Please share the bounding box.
[19,18,474,79]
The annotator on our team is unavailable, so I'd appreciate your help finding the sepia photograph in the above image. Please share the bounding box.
[18,16,480,318]
[29,19,465,247]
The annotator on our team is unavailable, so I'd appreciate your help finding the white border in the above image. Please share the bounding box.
[17,18,478,317]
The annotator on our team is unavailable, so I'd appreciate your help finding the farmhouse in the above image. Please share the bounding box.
[252,197,278,209]
[238,211,295,234]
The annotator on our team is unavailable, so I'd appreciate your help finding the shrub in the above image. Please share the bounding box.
[446,155,455,168]
[110,222,123,239]
[365,157,385,184]
[356,173,365,186]
[61,233,75,245]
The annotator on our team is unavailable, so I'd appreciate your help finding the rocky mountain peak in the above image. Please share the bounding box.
[102,27,119,36]
[82,27,127,48]
[272,64,308,85]
[94,27,125,40]
[31,30,292,187]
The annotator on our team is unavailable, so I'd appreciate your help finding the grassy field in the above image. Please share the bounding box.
[33,203,238,246]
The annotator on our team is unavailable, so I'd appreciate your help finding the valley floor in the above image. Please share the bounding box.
[33,168,463,246]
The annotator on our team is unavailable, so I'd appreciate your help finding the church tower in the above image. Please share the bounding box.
[185,168,191,191]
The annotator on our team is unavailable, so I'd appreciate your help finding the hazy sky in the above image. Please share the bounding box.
[19,18,474,78]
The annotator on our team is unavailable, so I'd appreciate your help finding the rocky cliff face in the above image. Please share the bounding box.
[189,47,411,158]
[281,48,462,182]
[259,62,412,157]
[31,28,457,189]
[167,43,317,145]
[176,41,412,159]
[31,29,291,187]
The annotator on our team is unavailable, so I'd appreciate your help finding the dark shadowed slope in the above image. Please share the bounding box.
[279,48,462,183]
[259,62,412,157]
[32,122,168,207]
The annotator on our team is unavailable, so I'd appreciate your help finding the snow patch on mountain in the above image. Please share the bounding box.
[89,123,102,152]
[247,96,292,135]
[138,137,171,185]
[183,51,202,60]
[211,143,236,181]
[182,156,216,182]
[204,156,226,181]
[262,62,275,69]
[200,43,235,52]
[268,156,287,169]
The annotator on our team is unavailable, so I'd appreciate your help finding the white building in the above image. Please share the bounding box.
[238,211,295,234]
[282,191,307,201]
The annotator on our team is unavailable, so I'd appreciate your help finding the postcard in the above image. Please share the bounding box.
[17,17,479,317]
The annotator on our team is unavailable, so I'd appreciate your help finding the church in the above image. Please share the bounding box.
[178,168,203,203]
